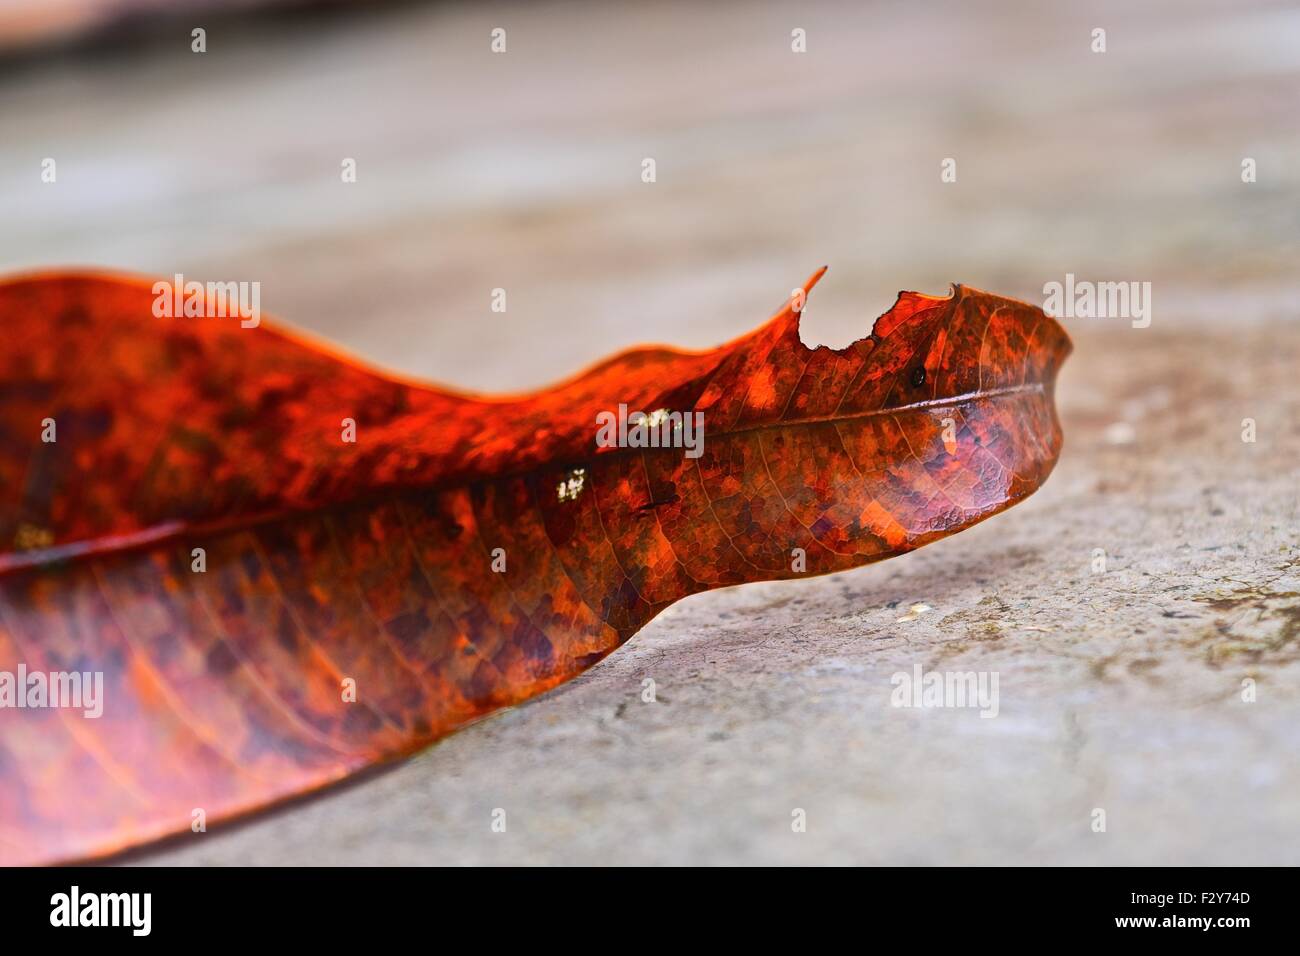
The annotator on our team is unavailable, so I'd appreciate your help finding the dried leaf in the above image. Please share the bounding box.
[0,267,1070,863]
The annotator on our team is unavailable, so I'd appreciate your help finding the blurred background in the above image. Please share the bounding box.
[2,0,1298,864]
[3,0,1297,388]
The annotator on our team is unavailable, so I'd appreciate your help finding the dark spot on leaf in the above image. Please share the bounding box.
[205,641,239,676]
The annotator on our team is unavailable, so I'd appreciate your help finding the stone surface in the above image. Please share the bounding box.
[1,0,1295,864]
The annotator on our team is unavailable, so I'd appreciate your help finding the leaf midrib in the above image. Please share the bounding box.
[0,382,1047,577]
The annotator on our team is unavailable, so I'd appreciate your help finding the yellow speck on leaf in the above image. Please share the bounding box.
[14,523,54,551]
[557,468,586,502]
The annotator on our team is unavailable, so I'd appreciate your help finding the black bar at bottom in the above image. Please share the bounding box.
[0,865,1282,943]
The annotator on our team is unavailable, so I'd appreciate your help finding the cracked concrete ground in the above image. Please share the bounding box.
[2,0,1296,863]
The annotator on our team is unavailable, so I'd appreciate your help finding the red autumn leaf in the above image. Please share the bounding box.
[0,267,1070,864]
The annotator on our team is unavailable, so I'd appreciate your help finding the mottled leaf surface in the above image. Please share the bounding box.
[0,268,1070,863]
